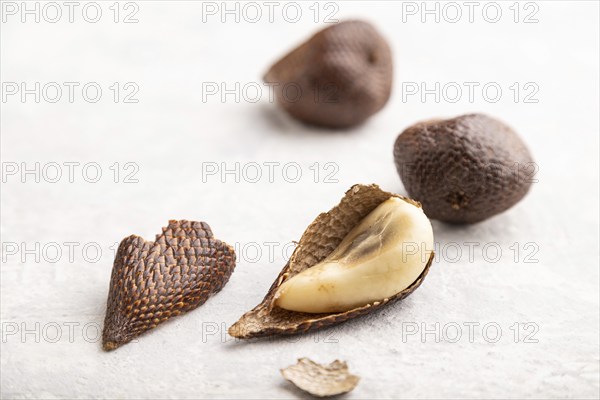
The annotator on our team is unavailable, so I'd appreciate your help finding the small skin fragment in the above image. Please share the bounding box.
[281,358,360,397]
[102,220,235,351]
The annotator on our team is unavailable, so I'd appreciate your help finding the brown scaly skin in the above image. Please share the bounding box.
[102,220,235,351]
[228,184,434,339]
[264,20,393,129]
[394,114,535,224]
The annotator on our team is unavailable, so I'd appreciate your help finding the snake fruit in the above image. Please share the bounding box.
[102,220,235,351]
[394,113,535,223]
[229,184,434,339]
[264,20,393,129]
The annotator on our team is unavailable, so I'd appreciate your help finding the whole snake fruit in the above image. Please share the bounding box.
[265,20,393,129]
[394,114,535,223]
[102,220,235,351]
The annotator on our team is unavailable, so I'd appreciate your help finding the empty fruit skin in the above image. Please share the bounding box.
[102,220,235,351]
[274,197,433,313]
[394,114,535,223]
[264,20,393,129]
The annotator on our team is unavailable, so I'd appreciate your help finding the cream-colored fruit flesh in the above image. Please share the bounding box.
[274,197,434,313]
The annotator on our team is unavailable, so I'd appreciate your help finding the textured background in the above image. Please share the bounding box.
[1,1,599,399]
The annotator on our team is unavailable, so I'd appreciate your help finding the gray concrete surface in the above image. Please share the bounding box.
[1,1,598,398]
